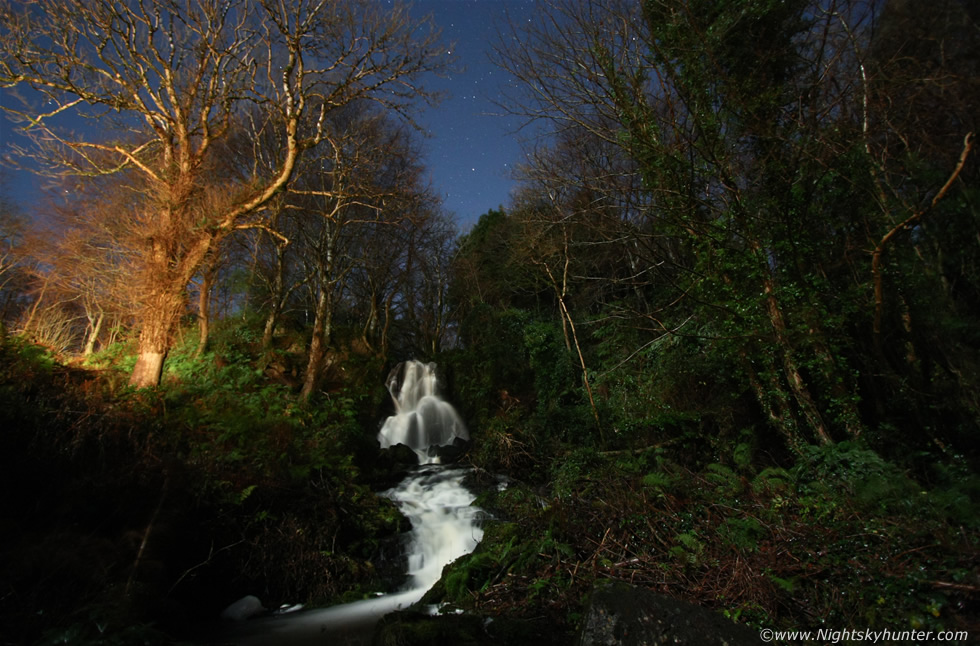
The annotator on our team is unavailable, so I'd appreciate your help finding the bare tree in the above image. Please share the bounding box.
[0,0,447,386]
[406,210,460,356]
[293,104,430,398]
[0,178,28,332]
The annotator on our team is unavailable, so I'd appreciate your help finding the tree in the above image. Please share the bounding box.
[511,0,980,453]
[292,104,433,398]
[404,210,460,356]
[493,0,926,450]
[0,176,28,332]
[0,0,447,387]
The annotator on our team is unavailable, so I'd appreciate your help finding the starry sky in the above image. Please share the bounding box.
[411,0,535,229]
[0,0,536,232]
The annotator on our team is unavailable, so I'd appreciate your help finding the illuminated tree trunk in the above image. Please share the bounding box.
[261,248,286,348]
[129,232,213,388]
[301,287,334,400]
[740,349,804,455]
[361,289,381,353]
[129,294,183,388]
[0,0,449,390]
[195,269,213,359]
[82,310,104,357]
[763,285,832,446]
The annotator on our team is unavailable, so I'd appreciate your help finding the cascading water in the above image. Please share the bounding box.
[213,361,482,645]
[377,360,469,463]
[375,360,481,598]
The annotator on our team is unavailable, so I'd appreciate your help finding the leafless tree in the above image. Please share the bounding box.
[0,178,28,331]
[293,104,432,398]
[0,0,448,386]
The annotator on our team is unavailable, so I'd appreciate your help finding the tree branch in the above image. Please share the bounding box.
[872,132,974,338]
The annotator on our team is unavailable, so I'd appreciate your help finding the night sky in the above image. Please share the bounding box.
[411,0,535,229]
[0,0,537,231]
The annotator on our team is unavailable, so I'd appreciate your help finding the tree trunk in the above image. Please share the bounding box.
[361,289,379,353]
[195,270,212,358]
[740,349,805,455]
[83,310,104,357]
[743,236,832,446]
[381,289,396,358]
[129,232,213,388]
[261,305,280,349]
[541,262,602,438]
[803,313,864,440]
[130,284,187,388]
[130,337,171,387]
[761,275,832,445]
[301,287,334,400]
[261,244,287,348]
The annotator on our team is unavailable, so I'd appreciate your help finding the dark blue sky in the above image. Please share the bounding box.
[0,0,535,231]
[412,0,535,229]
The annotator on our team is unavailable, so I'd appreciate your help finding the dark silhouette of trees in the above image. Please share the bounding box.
[488,0,978,454]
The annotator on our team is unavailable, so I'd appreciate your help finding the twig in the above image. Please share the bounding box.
[168,538,247,595]
[928,580,980,593]
[125,476,169,598]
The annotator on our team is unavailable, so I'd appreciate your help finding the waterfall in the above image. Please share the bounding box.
[378,361,480,593]
[213,361,482,645]
[378,361,469,463]
[384,465,482,594]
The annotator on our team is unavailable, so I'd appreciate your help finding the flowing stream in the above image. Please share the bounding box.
[213,361,482,645]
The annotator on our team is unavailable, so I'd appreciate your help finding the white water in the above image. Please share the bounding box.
[385,464,483,594]
[378,360,469,463]
[213,361,482,645]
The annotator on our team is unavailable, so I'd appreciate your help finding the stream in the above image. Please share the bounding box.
[211,361,483,645]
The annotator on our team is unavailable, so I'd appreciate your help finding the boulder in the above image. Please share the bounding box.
[579,581,758,646]
[220,594,266,621]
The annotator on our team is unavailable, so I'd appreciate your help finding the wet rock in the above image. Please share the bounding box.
[220,594,265,621]
[432,437,471,463]
[579,581,757,646]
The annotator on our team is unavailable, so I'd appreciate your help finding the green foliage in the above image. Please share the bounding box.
[704,462,744,496]
[443,522,520,601]
[718,517,766,552]
[550,447,603,500]
[83,336,138,374]
[794,442,921,514]
[751,467,792,495]
[441,517,576,608]
[10,336,58,371]
[444,306,534,424]
[37,620,171,646]
[640,470,676,492]
[669,531,705,566]
[923,462,980,529]
[523,320,576,410]
[0,324,408,642]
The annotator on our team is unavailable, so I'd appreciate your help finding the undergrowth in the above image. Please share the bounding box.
[0,329,401,645]
[438,442,979,641]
